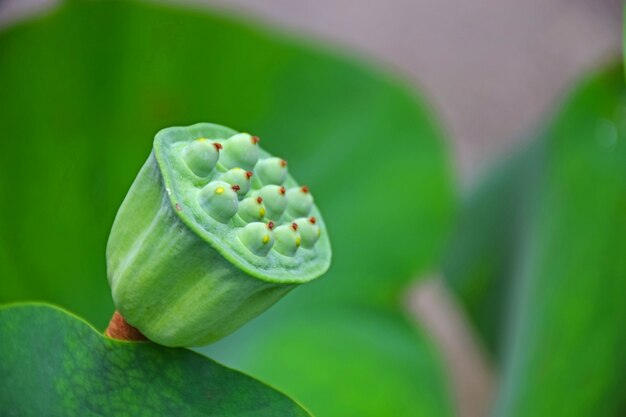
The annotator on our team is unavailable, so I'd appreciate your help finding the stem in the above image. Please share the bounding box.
[105,311,148,342]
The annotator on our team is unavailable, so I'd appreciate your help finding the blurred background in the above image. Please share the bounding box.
[0,0,620,181]
[1,1,624,417]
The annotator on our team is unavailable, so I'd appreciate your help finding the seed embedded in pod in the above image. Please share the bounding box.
[198,180,239,223]
[256,185,287,220]
[272,223,302,257]
[286,186,314,218]
[293,217,321,249]
[238,222,275,256]
[220,168,253,196]
[182,138,221,177]
[219,133,259,170]
[236,196,267,223]
[255,157,288,185]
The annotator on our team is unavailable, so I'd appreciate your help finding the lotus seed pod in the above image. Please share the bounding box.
[220,168,253,196]
[256,185,288,220]
[106,123,331,347]
[198,181,239,223]
[273,223,302,257]
[286,186,314,218]
[181,138,221,177]
[218,133,259,170]
[238,222,275,256]
[293,217,321,249]
[237,196,267,223]
[255,157,288,185]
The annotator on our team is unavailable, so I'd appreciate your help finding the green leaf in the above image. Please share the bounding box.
[441,140,542,357]
[208,307,452,417]
[442,64,626,416]
[0,0,453,326]
[493,65,626,417]
[0,303,310,417]
[0,1,455,415]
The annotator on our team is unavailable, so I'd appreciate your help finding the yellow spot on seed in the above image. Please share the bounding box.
[215,187,225,195]
[295,237,301,247]
[317,229,321,237]
[259,207,266,217]
[197,138,208,142]
[262,235,270,244]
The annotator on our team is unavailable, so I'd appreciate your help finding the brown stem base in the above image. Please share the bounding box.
[105,311,148,342]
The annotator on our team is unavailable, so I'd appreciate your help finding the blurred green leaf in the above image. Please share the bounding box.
[0,0,453,325]
[0,303,310,416]
[0,1,455,415]
[443,65,626,416]
[208,307,452,417]
[441,140,542,357]
[493,65,626,417]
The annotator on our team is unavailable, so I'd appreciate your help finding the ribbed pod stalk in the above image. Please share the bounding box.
[107,154,294,347]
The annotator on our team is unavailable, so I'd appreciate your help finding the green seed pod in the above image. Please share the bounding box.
[198,181,239,223]
[106,123,331,347]
[238,222,275,256]
[256,185,288,220]
[255,157,288,185]
[236,196,267,224]
[286,186,314,218]
[220,168,253,196]
[218,133,259,170]
[181,138,221,177]
[272,223,302,257]
[293,217,321,249]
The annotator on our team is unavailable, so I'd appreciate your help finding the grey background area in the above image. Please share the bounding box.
[0,0,621,182]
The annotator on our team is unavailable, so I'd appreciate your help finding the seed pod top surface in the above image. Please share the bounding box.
[155,123,331,283]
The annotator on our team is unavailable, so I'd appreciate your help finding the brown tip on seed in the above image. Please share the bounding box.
[291,222,298,231]
[213,143,223,151]
[256,196,263,204]
[267,221,275,230]
[232,185,241,191]
[251,136,260,144]
[280,159,287,168]
[279,186,286,195]
[309,216,317,224]
[301,186,309,194]
[246,171,254,179]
